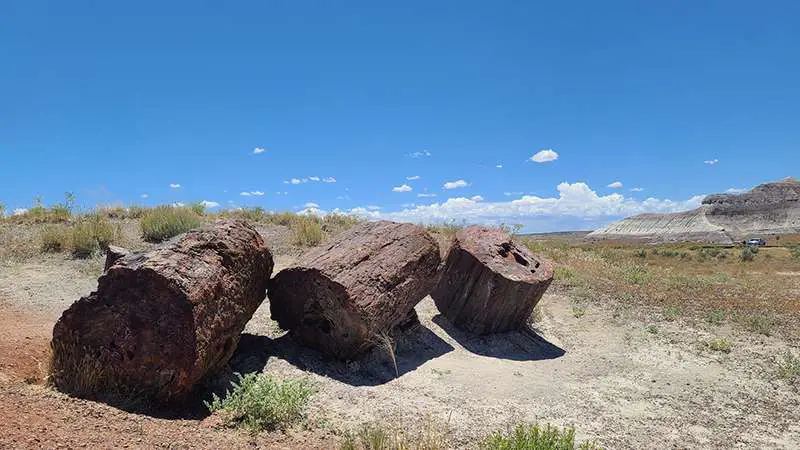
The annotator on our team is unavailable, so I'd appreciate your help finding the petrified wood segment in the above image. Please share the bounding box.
[432,227,553,334]
[269,220,440,360]
[51,220,273,403]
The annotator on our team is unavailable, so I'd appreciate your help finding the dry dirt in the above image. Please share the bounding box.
[1,236,799,448]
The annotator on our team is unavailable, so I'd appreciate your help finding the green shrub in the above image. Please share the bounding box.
[40,226,70,253]
[189,202,206,216]
[206,373,314,433]
[70,223,100,258]
[663,307,681,322]
[747,314,774,336]
[634,249,647,258]
[708,338,733,353]
[739,246,757,262]
[140,206,202,243]
[789,245,800,260]
[293,215,324,247]
[340,420,449,450]
[622,265,651,285]
[706,310,726,325]
[481,423,598,450]
[554,266,575,281]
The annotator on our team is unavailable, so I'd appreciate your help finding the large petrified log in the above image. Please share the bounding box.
[269,220,440,360]
[51,220,273,403]
[432,227,553,334]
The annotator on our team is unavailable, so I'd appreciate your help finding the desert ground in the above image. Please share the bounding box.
[1,211,799,449]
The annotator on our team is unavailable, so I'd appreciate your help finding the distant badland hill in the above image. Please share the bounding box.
[588,178,800,244]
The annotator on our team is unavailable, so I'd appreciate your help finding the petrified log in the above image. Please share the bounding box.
[51,220,273,403]
[432,227,553,334]
[269,220,440,359]
[103,245,131,272]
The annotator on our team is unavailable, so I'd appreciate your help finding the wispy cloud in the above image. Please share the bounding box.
[406,175,421,180]
[529,149,559,163]
[704,159,719,165]
[471,195,484,202]
[408,150,431,158]
[417,193,437,198]
[252,147,266,155]
[304,202,320,208]
[240,191,265,196]
[392,184,413,192]
[607,181,623,189]
[289,178,302,185]
[169,183,181,189]
[443,179,468,190]
[140,193,149,199]
[322,177,337,183]
[725,187,748,194]
[630,187,644,192]
[309,176,320,182]
[200,200,220,208]
[504,191,523,197]
[496,164,503,169]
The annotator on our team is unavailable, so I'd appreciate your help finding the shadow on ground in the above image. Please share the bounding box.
[431,314,565,361]
[230,321,455,387]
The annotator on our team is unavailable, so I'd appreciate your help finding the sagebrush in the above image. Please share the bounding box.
[140,206,202,242]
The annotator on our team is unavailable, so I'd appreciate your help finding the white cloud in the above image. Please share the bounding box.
[367,205,381,211]
[252,147,266,154]
[304,202,320,208]
[340,207,381,219]
[140,193,149,199]
[169,183,181,189]
[336,195,350,200]
[200,200,220,208]
[240,192,251,196]
[471,195,484,202]
[172,202,186,207]
[392,184,413,192]
[309,176,320,182]
[630,187,645,192]
[381,182,705,228]
[408,150,431,158]
[726,187,748,194]
[290,178,302,185]
[417,193,437,198]
[12,208,28,216]
[504,191,523,196]
[406,175,421,181]
[496,164,503,169]
[443,179,468,190]
[704,159,719,165]
[529,149,559,163]
[251,191,264,196]
[240,191,265,196]
[607,181,623,189]
[322,177,337,183]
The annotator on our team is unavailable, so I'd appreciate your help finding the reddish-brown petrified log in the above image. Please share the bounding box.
[269,220,440,359]
[432,227,553,334]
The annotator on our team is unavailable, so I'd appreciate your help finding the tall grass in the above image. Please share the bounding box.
[293,215,324,246]
[481,423,598,450]
[140,206,202,243]
[38,215,120,258]
[206,373,314,433]
[340,420,449,450]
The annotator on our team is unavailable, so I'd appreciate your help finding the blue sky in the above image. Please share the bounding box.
[1,1,798,231]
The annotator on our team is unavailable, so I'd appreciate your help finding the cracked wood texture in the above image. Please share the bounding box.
[51,220,273,404]
[269,220,440,360]
[432,227,553,334]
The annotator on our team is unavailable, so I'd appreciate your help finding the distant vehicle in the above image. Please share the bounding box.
[746,238,767,246]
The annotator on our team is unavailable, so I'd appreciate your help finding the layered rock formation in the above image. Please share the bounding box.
[588,178,800,244]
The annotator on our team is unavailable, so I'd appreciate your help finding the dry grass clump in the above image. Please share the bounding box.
[140,206,203,243]
[340,419,450,450]
[292,215,324,247]
[8,195,75,224]
[37,214,121,258]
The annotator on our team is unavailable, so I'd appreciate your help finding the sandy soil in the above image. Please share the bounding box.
[0,241,798,448]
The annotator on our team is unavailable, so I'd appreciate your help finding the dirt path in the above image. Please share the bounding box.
[0,258,798,448]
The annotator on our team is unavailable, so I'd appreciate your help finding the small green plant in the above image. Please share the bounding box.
[189,202,206,216]
[706,310,726,325]
[747,313,774,336]
[571,304,586,319]
[739,246,757,262]
[140,206,202,242]
[707,338,733,353]
[206,373,314,433]
[622,265,651,285]
[40,226,70,253]
[554,266,575,281]
[646,324,659,334]
[777,351,800,385]
[481,422,598,450]
[662,307,681,322]
[789,245,800,260]
[292,215,324,246]
[634,249,647,258]
[341,420,449,450]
